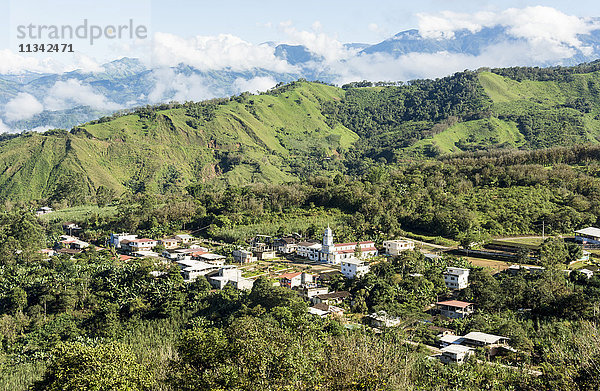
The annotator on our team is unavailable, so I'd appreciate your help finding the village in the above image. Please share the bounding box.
[36,204,600,369]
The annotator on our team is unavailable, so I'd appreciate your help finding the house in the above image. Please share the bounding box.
[195,253,226,265]
[435,300,474,319]
[320,227,378,264]
[232,249,258,263]
[462,331,509,348]
[313,291,351,305]
[318,270,343,284]
[368,310,403,328]
[444,267,470,290]
[274,237,298,254]
[383,239,415,256]
[308,303,344,318]
[176,259,220,281]
[208,266,254,290]
[174,234,195,244]
[253,249,277,260]
[279,272,314,288]
[439,344,474,364]
[341,258,370,279]
[127,238,158,252]
[299,286,329,301]
[35,206,53,216]
[439,334,464,347]
[575,227,600,245]
[39,248,56,259]
[577,268,594,279]
[62,222,82,235]
[57,236,89,250]
[297,241,322,261]
[159,238,179,249]
[109,233,138,249]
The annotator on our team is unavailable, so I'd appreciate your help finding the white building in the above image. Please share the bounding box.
[444,267,470,290]
[232,249,258,263]
[127,238,158,252]
[297,241,322,261]
[341,258,370,279]
[382,239,415,256]
[174,234,195,244]
[208,266,254,290]
[440,344,473,364]
[176,259,220,281]
[109,233,138,249]
[319,227,378,265]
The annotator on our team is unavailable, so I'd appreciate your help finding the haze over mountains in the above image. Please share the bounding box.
[2,9,600,132]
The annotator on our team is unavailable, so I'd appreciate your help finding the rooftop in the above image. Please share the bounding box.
[316,291,351,300]
[441,344,473,354]
[279,272,303,279]
[463,331,508,344]
[575,227,600,238]
[436,300,474,308]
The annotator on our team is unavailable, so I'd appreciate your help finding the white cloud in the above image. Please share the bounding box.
[43,79,120,111]
[233,76,277,93]
[0,119,11,133]
[279,22,354,63]
[4,93,44,121]
[150,32,294,72]
[417,6,600,53]
[0,50,64,74]
[148,68,223,103]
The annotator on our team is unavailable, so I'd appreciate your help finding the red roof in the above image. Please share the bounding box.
[278,272,302,279]
[436,300,473,308]
[336,247,377,254]
[129,238,157,243]
[335,241,375,247]
[119,254,134,261]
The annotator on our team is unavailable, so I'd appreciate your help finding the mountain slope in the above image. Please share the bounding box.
[0,81,356,201]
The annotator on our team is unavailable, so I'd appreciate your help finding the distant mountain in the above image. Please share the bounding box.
[4,24,600,131]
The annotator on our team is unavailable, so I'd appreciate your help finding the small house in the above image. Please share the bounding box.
[439,344,473,364]
[341,258,370,279]
[382,239,415,256]
[444,267,470,290]
[435,300,474,319]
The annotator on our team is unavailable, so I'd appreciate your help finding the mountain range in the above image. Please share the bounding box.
[3,24,600,132]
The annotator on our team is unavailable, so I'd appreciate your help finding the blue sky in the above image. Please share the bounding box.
[3,1,600,51]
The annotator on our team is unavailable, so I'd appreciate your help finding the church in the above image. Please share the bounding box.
[319,226,378,264]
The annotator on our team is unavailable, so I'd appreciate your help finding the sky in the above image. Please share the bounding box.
[3,0,600,70]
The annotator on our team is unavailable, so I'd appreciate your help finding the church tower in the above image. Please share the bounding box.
[321,226,334,263]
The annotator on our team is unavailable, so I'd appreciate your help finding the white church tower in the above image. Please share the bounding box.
[321,226,334,262]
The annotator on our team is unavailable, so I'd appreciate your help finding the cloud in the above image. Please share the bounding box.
[233,76,277,93]
[148,68,223,103]
[417,6,600,53]
[151,32,294,73]
[43,79,120,111]
[4,93,44,121]
[0,119,11,133]
[279,22,355,63]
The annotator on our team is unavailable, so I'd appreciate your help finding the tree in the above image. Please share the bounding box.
[33,342,155,390]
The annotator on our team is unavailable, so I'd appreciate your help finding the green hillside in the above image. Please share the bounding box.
[5,63,600,203]
[0,81,357,202]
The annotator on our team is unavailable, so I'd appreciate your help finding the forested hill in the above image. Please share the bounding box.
[3,61,600,203]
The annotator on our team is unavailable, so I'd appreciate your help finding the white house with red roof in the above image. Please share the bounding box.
[319,226,378,265]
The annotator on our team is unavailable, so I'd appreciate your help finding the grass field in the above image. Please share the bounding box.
[39,205,118,224]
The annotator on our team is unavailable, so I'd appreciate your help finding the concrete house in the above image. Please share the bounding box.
[444,267,470,290]
[208,266,254,290]
[232,249,258,263]
[297,241,322,261]
[274,237,298,254]
[313,291,351,305]
[368,310,402,328]
[159,238,179,249]
[109,233,138,249]
[382,239,415,256]
[279,272,314,288]
[341,258,370,279]
[435,300,474,319]
[440,344,474,364]
[175,234,195,244]
[127,238,158,252]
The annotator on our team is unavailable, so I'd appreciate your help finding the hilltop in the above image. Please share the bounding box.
[3,61,600,203]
